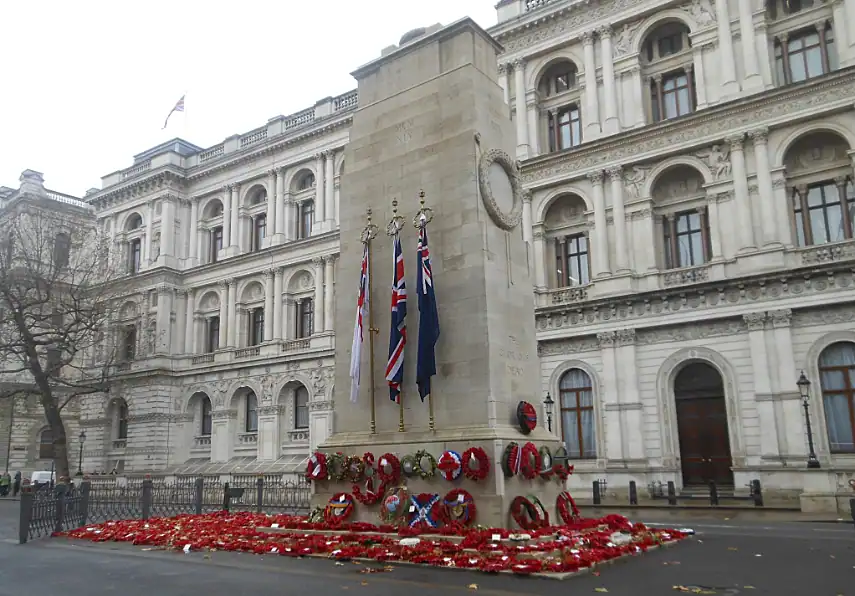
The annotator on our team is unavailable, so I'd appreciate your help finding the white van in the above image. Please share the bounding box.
[30,471,55,486]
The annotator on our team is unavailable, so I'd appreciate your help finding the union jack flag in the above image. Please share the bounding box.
[349,243,370,403]
[385,234,407,403]
[416,225,440,402]
[162,95,185,130]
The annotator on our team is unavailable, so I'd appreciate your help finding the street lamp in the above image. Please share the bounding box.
[76,430,87,476]
[543,392,555,433]
[797,371,821,469]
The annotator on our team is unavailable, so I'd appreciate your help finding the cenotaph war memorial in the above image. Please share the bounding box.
[312,18,566,529]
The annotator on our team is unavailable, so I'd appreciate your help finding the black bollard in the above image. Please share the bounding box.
[667,481,677,505]
[708,480,719,506]
[849,498,855,529]
[222,481,231,512]
[751,479,764,507]
[629,480,638,505]
[592,480,601,505]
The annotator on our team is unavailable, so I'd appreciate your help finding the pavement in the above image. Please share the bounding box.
[0,500,853,595]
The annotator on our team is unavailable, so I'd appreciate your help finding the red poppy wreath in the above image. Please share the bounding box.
[509,495,545,531]
[305,451,328,482]
[556,490,580,524]
[324,493,355,525]
[461,447,490,481]
[519,442,541,480]
[376,453,401,484]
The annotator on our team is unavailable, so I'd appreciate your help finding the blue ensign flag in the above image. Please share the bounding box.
[416,225,440,402]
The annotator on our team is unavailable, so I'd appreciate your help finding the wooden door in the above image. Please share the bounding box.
[676,397,733,486]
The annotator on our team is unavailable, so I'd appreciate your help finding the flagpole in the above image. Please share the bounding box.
[361,209,379,434]
[387,199,406,433]
[414,191,436,432]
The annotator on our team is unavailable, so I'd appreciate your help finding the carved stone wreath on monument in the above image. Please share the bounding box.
[478,148,523,231]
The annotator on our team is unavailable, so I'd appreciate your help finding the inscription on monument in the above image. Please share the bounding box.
[396,120,414,146]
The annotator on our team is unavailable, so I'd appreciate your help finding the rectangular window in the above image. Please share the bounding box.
[128,239,141,274]
[53,233,71,268]
[252,215,266,252]
[295,387,309,429]
[776,26,833,86]
[123,325,137,360]
[245,393,258,433]
[118,404,129,440]
[201,399,212,436]
[651,71,695,123]
[793,179,855,246]
[211,226,223,263]
[663,209,711,269]
[554,234,590,287]
[548,105,582,153]
[657,33,683,58]
[298,201,314,239]
[207,316,220,353]
[249,308,264,346]
[297,299,314,339]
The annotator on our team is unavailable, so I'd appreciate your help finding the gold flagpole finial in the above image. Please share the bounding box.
[387,198,405,237]
[361,207,378,244]
[413,190,434,229]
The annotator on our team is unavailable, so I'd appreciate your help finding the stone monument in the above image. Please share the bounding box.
[316,18,563,528]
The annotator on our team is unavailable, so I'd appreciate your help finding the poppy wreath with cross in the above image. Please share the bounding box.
[461,447,490,481]
[519,442,541,480]
[437,450,463,482]
[352,452,385,505]
[305,451,328,482]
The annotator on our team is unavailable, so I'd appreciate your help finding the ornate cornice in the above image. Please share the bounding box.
[521,68,855,186]
[536,263,855,332]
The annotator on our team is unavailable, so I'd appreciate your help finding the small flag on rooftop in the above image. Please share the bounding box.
[162,95,185,130]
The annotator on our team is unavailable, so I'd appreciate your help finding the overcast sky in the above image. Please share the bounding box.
[0,1,497,196]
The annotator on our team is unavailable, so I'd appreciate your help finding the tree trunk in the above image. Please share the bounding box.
[41,392,71,481]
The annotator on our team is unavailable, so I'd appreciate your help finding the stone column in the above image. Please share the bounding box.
[161,196,176,258]
[226,279,237,347]
[513,58,530,158]
[274,167,286,242]
[222,185,232,248]
[273,267,284,340]
[174,289,186,353]
[772,177,793,246]
[266,169,277,240]
[192,314,203,354]
[588,171,610,276]
[598,331,624,461]
[749,128,779,246]
[607,166,628,272]
[144,201,154,265]
[323,256,335,332]
[637,208,657,271]
[526,95,539,155]
[598,26,620,135]
[616,329,645,460]
[532,228,546,290]
[312,257,325,333]
[499,63,511,110]
[324,150,336,223]
[769,309,804,457]
[315,153,326,226]
[284,298,295,340]
[744,313,779,458]
[184,289,195,353]
[692,46,709,109]
[832,0,852,66]
[844,0,855,55]
[706,193,725,259]
[582,32,601,137]
[715,0,740,99]
[189,197,199,263]
[263,269,274,342]
[737,0,762,90]
[282,193,294,241]
[628,66,645,127]
[156,285,172,354]
[521,191,533,244]
[218,281,229,348]
[230,184,240,249]
[728,134,756,250]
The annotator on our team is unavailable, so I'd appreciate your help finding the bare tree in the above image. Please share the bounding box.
[0,195,126,481]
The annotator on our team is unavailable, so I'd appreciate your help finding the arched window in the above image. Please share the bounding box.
[641,22,696,123]
[39,428,53,460]
[200,397,212,436]
[297,173,315,191]
[245,391,258,433]
[543,194,590,288]
[295,386,309,429]
[819,342,855,453]
[559,369,595,458]
[538,61,578,97]
[126,213,143,231]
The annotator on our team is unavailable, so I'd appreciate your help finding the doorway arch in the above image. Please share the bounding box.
[674,362,734,486]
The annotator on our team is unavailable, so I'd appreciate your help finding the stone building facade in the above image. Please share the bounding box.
[5,0,855,510]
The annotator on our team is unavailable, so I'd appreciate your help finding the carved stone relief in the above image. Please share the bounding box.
[478,148,524,231]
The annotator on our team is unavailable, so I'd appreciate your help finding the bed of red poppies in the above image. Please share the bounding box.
[58,511,689,576]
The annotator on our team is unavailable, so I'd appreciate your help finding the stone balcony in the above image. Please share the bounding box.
[287,429,310,443]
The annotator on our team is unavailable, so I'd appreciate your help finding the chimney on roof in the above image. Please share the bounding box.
[18,169,47,198]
